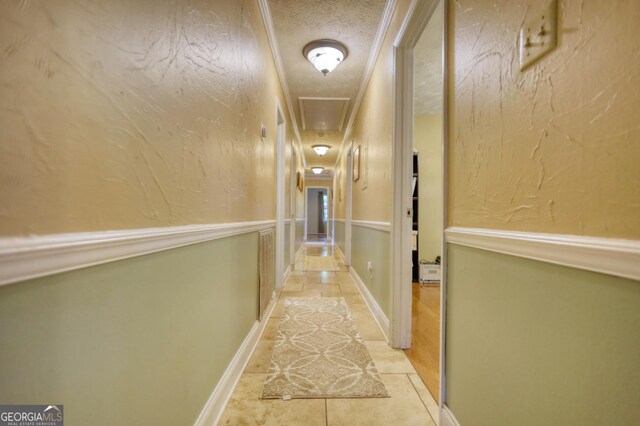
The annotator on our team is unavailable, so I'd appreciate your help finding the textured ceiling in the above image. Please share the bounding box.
[414,1,443,115]
[267,0,388,171]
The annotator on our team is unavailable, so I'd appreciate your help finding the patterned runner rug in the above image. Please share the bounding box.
[261,297,389,399]
[302,255,341,271]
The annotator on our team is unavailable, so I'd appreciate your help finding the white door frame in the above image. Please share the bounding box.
[390,0,447,408]
[275,99,286,289]
[289,141,297,265]
[304,186,329,241]
[345,142,353,266]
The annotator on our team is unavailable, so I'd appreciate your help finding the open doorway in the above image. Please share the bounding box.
[403,0,444,404]
[390,0,445,408]
[305,187,328,242]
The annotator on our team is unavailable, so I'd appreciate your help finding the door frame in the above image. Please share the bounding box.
[345,141,353,265]
[275,98,286,289]
[289,141,297,265]
[390,0,448,409]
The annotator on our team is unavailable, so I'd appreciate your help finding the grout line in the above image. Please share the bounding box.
[324,399,328,426]
[407,373,436,424]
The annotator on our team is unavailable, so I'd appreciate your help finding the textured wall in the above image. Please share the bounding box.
[414,114,443,262]
[294,145,305,219]
[349,0,413,222]
[449,0,640,238]
[0,0,293,236]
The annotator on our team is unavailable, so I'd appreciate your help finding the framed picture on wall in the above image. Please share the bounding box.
[296,171,303,191]
[353,145,361,182]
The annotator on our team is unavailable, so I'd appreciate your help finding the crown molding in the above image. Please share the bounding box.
[256,0,306,168]
[333,0,398,170]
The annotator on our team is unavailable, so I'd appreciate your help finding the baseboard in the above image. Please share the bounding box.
[0,220,276,287]
[335,244,346,264]
[194,293,277,426]
[283,265,291,282]
[441,405,461,426]
[295,244,304,258]
[349,268,390,341]
[445,226,640,281]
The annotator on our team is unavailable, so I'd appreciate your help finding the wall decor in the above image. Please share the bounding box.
[296,171,304,192]
[353,144,361,182]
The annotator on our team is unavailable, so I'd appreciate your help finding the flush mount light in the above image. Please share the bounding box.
[303,39,348,76]
[311,167,324,175]
[312,144,331,156]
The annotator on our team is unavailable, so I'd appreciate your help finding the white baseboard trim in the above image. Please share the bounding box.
[351,220,391,233]
[441,405,461,426]
[335,244,346,264]
[0,220,276,287]
[445,226,640,282]
[194,292,277,426]
[349,268,390,341]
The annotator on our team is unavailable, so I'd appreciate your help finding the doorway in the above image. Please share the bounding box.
[275,99,286,289]
[305,187,328,242]
[390,0,446,408]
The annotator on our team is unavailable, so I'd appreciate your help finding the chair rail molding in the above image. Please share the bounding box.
[0,220,276,287]
[351,220,391,233]
[445,226,640,281]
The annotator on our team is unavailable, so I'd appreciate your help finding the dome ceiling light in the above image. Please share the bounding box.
[312,144,331,156]
[303,39,348,76]
[311,167,324,175]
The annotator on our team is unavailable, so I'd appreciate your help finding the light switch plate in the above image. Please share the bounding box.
[519,0,557,70]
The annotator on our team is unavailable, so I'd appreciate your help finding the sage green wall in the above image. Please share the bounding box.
[446,244,640,426]
[0,232,261,426]
[284,222,290,268]
[334,220,345,256]
[295,219,304,254]
[351,225,391,316]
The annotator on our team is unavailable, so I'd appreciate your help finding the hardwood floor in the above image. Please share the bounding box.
[404,282,440,403]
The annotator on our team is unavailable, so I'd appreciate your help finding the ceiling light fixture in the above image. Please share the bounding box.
[311,167,324,175]
[303,39,348,76]
[312,144,331,156]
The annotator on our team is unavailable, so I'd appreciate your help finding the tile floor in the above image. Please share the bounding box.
[218,243,439,426]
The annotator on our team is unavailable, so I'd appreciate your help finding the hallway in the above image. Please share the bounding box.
[1,0,639,425]
[219,244,439,425]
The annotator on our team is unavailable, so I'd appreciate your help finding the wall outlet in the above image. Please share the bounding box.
[519,0,557,70]
[367,261,374,272]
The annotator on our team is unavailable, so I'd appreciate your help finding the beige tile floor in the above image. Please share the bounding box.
[219,243,439,426]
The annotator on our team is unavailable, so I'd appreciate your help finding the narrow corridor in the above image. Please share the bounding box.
[219,243,439,425]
